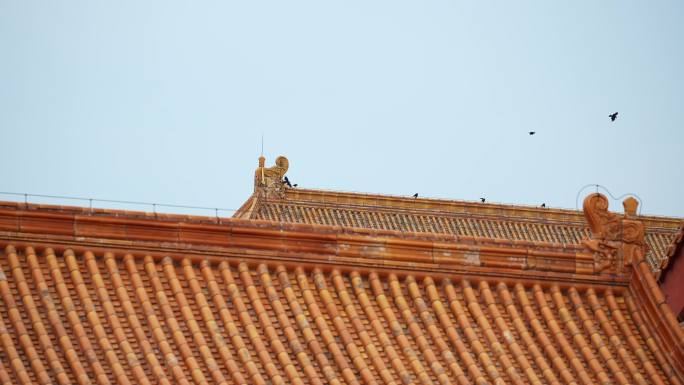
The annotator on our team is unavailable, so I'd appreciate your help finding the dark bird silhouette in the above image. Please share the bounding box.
[480,197,486,203]
[529,131,535,135]
[541,203,546,208]
[283,176,292,188]
[293,184,298,188]
[609,112,618,122]
[413,193,418,198]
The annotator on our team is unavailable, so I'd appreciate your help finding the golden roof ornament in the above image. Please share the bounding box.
[254,155,289,198]
[582,193,648,274]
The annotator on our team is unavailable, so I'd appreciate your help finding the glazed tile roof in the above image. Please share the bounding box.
[1,160,683,385]
[0,243,681,385]
[236,189,681,274]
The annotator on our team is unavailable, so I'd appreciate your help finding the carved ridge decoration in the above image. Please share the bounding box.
[582,193,648,274]
[254,155,290,199]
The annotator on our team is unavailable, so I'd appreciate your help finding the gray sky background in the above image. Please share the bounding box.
[1,1,683,218]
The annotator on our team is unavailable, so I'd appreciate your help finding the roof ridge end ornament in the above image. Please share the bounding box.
[254,155,289,199]
[582,193,648,275]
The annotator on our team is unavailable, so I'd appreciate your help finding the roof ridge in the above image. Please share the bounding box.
[281,188,683,226]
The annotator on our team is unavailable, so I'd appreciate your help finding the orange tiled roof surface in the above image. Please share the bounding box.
[0,244,681,385]
[0,196,683,384]
[236,188,680,274]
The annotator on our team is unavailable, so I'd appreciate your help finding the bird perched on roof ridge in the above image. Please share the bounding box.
[480,197,486,203]
[609,112,618,121]
[412,193,418,198]
[283,176,293,187]
[541,203,546,208]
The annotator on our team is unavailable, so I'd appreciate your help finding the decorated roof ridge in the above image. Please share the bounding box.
[0,193,670,287]
[272,188,682,233]
[0,198,591,247]
[240,155,681,230]
[0,199,592,245]
[285,188,680,230]
[0,197,650,285]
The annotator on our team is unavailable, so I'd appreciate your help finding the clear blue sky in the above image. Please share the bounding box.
[1,1,683,217]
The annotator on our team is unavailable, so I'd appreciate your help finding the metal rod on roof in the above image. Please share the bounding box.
[0,191,238,214]
[574,184,644,215]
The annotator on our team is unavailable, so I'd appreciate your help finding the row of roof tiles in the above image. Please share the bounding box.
[249,202,678,272]
[0,245,680,385]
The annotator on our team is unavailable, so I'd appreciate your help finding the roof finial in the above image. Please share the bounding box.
[258,133,266,174]
[254,155,289,198]
[581,192,647,274]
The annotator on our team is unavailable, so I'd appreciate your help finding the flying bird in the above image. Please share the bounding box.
[480,197,486,203]
[529,131,536,135]
[412,193,418,198]
[609,112,618,122]
[283,176,293,188]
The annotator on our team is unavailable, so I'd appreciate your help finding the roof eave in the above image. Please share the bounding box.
[0,201,629,287]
